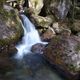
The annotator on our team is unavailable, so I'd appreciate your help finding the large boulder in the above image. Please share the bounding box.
[0,0,23,72]
[43,34,80,80]
[28,0,44,15]
[31,15,53,28]
[42,0,70,20]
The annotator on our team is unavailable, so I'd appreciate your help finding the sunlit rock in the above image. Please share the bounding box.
[31,14,53,28]
[29,0,44,15]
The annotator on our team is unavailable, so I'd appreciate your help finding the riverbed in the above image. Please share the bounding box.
[0,53,66,80]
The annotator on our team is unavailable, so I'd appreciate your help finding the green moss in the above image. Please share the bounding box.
[0,8,7,20]
[0,8,23,46]
[0,28,23,46]
[68,64,76,72]
[0,39,11,46]
[75,44,80,52]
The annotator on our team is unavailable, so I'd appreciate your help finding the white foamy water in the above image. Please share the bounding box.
[15,14,47,59]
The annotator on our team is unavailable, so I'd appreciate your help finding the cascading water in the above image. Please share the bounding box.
[15,14,47,59]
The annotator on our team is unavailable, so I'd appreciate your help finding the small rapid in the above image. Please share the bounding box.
[15,14,47,59]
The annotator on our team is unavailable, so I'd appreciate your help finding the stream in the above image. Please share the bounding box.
[1,14,65,80]
[3,53,64,80]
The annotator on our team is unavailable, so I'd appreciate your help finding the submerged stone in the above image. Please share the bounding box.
[31,43,45,54]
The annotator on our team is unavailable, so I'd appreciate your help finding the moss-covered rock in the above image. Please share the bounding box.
[44,34,80,80]
[0,5,23,45]
[0,0,23,72]
[31,14,53,28]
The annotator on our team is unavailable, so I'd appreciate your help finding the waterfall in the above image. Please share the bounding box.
[15,14,47,59]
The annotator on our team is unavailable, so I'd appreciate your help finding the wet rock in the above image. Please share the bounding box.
[0,0,23,72]
[31,43,45,54]
[43,34,80,80]
[41,27,56,41]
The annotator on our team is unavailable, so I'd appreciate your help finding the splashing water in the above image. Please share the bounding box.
[15,14,47,59]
